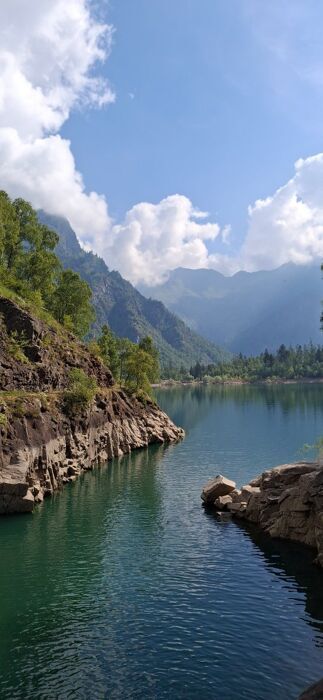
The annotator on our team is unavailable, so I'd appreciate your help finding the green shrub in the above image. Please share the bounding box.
[0,412,7,428]
[63,368,97,415]
[7,330,29,364]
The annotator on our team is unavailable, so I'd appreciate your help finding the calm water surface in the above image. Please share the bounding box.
[1,384,323,699]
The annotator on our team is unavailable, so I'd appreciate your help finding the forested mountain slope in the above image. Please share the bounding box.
[38,212,229,368]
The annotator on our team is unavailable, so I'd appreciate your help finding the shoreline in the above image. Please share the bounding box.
[153,378,323,389]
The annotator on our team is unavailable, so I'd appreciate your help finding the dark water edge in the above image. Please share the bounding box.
[0,384,323,699]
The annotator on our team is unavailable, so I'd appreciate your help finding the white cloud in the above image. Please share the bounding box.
[105,195,223,286]
[0,0,113,237]
[0,0,323,288]
[104,153,323,285]
[240,153,323,271]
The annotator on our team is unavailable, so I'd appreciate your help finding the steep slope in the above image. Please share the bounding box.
[139,264,322,355]
[38,212,229,368]
[0,296,184,514]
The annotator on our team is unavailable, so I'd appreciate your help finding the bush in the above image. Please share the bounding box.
[63,368,97,415]
[7,330,29,364]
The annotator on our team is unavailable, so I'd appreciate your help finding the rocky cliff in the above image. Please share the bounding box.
[201,462,323,567]
[0,296,184,514]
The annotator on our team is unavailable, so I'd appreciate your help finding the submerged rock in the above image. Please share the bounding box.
[201,462,323,567]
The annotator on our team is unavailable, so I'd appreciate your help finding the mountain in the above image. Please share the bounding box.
[139,264,322,355]
[38,212,229,368]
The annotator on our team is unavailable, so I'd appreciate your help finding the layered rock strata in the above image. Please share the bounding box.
[0,390,184,514]
[201,463,323,566]
[0,295,184,514]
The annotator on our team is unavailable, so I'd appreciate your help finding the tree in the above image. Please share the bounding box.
[0,193,60,302]
[124,346,155,394]
[138,335,160,382]
[0,191,20,273]
[117,337,134,384]
[50,269,95,337]
[97,324,120,378]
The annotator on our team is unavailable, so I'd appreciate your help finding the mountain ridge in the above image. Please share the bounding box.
[139,263,322,355]
[38,212,229,368]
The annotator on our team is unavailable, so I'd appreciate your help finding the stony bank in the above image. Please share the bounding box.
[0,296,184,514]
[202,463,323,567]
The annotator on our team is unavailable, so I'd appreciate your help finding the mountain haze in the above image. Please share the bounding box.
[139,264,322,355]
[38,212,229,369]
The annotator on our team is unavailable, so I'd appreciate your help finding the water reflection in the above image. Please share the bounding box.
[238,520,323,645]
[157,383,323,432]
[208,512,323,647]
[0,444,168,699]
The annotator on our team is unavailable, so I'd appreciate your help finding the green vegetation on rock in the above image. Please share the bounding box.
[0,192,94,338]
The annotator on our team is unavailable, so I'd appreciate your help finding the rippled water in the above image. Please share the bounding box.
[1,384,323,699]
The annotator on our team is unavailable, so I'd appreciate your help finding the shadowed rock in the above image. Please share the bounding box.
[299,678,323,699]
[202,462,323,567]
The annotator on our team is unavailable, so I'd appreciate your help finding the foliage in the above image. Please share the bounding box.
[63,368,97,415]
[39,211,229,370]
[301,437,323,463]
[7,330,29,364]
[184,344,323,383]
[0,412,7,428]
[92,326,160,395]
[49,269,95,338]
[97,324,120,379]
[0,191,94,338]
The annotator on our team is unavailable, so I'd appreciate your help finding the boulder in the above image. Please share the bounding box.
[202,462,323,567]
[214,494,233,510]
[228,501,247,514]
[201,475,236,504]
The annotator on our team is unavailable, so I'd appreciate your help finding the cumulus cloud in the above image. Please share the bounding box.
[240,153,323,272]
[0,0,113,238]
[0,0,227,284]
[103,153,323,285]
[105,195,222,286]
[1,0,323,288]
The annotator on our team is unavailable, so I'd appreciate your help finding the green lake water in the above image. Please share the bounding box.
[1,384,323,699]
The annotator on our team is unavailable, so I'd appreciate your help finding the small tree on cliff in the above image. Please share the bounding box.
[50,269,95,337]
[124,346,155,395]
[97,324,120,378]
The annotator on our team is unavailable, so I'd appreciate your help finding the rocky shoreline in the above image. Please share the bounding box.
[0,296,184,514]
[201,462,323,567]
[0,389,184,514]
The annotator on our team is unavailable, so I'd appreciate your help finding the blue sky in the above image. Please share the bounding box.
[2,0,323,284]
[61,0,323,256]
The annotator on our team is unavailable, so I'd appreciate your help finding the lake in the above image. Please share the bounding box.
[1,384,323,699]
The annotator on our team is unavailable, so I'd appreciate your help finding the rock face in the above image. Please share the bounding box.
[0,391,184,514]
[201,462,323,566]
[299,678,323,699]
[0,296,184,514]
[0,297,114,391]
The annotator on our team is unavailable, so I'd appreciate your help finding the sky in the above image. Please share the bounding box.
[1,0,323,284]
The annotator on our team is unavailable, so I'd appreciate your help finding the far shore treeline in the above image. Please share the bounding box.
[0,190,159,394]
[161,344,323,383]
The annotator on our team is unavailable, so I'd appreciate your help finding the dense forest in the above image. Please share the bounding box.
[0,191,159,394]
[162,344,323,383]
